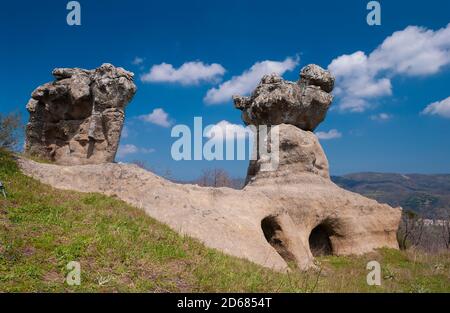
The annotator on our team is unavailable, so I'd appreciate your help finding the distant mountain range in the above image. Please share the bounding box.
[331,173,450,218]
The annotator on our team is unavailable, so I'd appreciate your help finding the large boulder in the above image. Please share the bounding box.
[233,64,334,131]
[25,64,136,165]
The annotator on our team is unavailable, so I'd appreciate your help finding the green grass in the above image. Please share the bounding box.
[0,148,449,292]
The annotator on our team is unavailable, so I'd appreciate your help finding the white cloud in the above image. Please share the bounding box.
[329,23,450,112]
[141,61,225,85]
[139,108,172,127]
[370,25,450,76]
[205,120,253,142]
[117,144,138,157]
[315,129,342,140]
[370,113,392,121]
[422,96,450,118]
[329,51,392,112]
[117,144,154,158]
[204,56,299,104]
[121,125,129,138]
[132,57,144,65]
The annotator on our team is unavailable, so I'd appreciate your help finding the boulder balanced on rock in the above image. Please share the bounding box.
[233,64,334,131]
[25,64,137,165]
[232,64,402,269]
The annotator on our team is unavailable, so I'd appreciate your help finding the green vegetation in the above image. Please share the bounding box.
[0,113,22,150]
[0,149,449,292]
[402,193,439,212]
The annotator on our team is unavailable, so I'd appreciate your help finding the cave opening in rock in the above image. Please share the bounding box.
[309,224,333,256]
[261,215,296,263]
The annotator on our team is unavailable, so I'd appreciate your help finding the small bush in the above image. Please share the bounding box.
[0,112,22,151]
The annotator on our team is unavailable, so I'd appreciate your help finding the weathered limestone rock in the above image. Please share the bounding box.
[246,124,330,185]
[233,64,334,131]
[242,124,402,269]
[19,63,402,272]
[25,64,137,165]
[18,155,402,271]
[231,64,401,269]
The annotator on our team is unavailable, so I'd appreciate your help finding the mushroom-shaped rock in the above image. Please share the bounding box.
[233,64,334,131]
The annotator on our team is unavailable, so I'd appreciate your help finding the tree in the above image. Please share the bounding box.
[213,168,232,187]
[0,112,22,150]
[398,211,424,250]
[441,210,450,249]
[196,168,233,188]
[162,168,173,180]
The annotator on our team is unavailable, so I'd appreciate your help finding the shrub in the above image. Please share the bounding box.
[0,112,22,150]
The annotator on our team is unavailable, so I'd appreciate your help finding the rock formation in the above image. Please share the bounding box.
[231,65,401,269]
[233,64,334,131]
[20,63,402,271]
[25,64,137,165]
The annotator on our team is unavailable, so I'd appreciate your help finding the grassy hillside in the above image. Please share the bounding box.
[332,173,450,218]
[0,149,449,292]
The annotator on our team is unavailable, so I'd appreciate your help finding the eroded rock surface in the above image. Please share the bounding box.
[233,64,334,131]
[19,63,402,271]
[245,124,330,185]
[25,64,137,165]
[18,157,401,272]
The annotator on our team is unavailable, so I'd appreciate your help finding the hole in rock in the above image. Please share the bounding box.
[261,216,296,263]
[309,224,333,257]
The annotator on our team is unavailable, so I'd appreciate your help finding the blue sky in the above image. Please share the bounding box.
[1,0,450,180]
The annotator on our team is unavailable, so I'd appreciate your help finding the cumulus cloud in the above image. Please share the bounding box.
[315,129,342,140]
[328,51,392,112]
[132,57,144,65]
[422,96,450,118]
[329,23,450,112]
[121,125,129,138]
[117,144,154,158]
[139,108,173,127]
[370,113,392,121]
[205,120,253,142]
[204,56,299,104]
[141,61,225,85]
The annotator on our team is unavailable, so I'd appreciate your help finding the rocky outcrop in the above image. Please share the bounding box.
[25,64,137,165]
[19,63,402,271]
[18,154,401,272]
[245,124,330,185]
[231,64,401,269]
[233,64,334,131]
